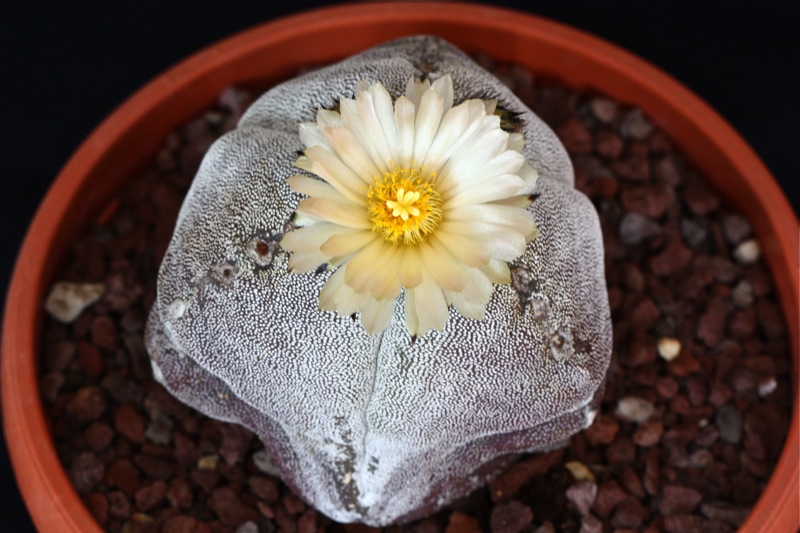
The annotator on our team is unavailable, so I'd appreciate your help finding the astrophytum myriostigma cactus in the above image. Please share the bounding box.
[145,35,612,526]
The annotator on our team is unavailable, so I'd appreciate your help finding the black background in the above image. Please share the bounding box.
[2,2,798,530]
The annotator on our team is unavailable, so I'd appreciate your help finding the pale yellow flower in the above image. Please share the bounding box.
[281,75,539,336]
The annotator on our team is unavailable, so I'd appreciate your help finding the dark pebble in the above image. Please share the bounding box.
[490,500,534,533]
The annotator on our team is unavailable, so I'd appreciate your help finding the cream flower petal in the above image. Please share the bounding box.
[418,241,467,292]
[287,174,363,207]
[394,96,416,168]
[322,127,382,183]
[431,76,454,115]
[442,174,528,210]
[341,98,389,174]
[296,198,371,229]
[360,297,395,334]
[397,247,423,289]
[300,146,370,202]
[320,231,377,259]
[409,274,449,333]
[412,88,445,165]
[421,100,486,172]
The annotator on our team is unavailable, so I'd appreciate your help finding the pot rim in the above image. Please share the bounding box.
[3,3,797,532]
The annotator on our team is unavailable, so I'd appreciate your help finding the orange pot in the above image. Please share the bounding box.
[3,3,797,531]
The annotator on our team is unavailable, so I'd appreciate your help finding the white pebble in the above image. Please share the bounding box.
[731,280,755,308]
[253,449,281,477]
[615,396,656,424]
[733,238,761,265]
[758,377,777,397]
[44,281,105,323]
[657,337,682,361]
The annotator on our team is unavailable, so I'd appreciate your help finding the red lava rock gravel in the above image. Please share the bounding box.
[40,58,792,532]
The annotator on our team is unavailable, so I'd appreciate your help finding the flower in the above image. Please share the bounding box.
[280,75,539,336]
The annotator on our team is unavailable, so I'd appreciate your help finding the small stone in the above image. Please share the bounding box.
[134,454,175,480]
[167,478,194,510]
[219,424,253,466]
[115,403,146,443]
[235,521,259,533]
[77,341,105,379]
[70,452,105,494]
[700,501,751,527]
[680,218,708,248]
[683,183,720,215]
[715,404,743,444]
[91,315,118,350]
[583,414,619,446]
[664,514,733,533]
[556,117,592,153]
[758,377,777,397]
[135,480,167,511]
[40,372,65,402]
[197,454,219,470]
[85,492,108,526]
[248,476,279,504]
[252,449,281,477]
[565,461,595,482]
[619,213,662,245]
[590,97,618,123]
[106,459,141,497]
[633,419,663,447]
[566,481,597,516]
[579,514,602,533]
[650,237,692,276]
[615,397,655,424]
[84,422,114,452]
[619,109,653,140]
[611,498,649,529]
[108,491,131,520]
[67,386,106,421]
[163,516,207,533]
[657,337,681,361]
[594,130,624,159]
[447,511,482,533]
[721,214,751,244]
[208,486,260,525]
[490,500,534,533]
[44,281,105,323]
[731,280,754,308]
[733,239,761,265]
[592,480,628,518]
[659,484,703,515]
[489,450,563,501]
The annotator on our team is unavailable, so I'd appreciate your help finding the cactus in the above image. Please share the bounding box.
[146,35,611,526]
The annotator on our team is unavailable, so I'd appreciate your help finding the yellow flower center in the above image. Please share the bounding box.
[367,167,442,245]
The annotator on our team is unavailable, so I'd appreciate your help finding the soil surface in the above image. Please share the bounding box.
[41,56,792,533]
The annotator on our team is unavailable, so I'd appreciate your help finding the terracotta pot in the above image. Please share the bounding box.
[3,3,797,531]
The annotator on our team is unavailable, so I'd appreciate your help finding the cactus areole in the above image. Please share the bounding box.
[146,36,612,526]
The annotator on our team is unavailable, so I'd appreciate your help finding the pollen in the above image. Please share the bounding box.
[367,167,442,245]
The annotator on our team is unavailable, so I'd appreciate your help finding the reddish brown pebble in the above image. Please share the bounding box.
[208,486,260,525]
[594,130,624,159]
[84,422,114,452]
[605,437,636,464]
[583,414,619,446]
[619,467,645,499]
[611,498,649,529]
[696,297,732,347]
[85,492,109,526]
[91,315,119,350]
[190,467,220,494]
[163,515,211,533]
[613,154,650,182]
[115,403,146,443]
[67,386,106,421]
[653,155,681,184]
[633,419,663,447]
[682,183,721,216]
[135,480,167,511]
[658,485,703,515]
[297,508,319,533]
[167,478,194,510]
[108,490,131,520]
[106,459,141,497]
[620,184,672,219]
[446,511,482,533]
[556,117,592,153]
[44,339,76,372]
[70,452,105,494]
[219,424,253,466]
[40,372,65,402]
[248,475,279,504]
[489,449,563,501]
[650,237,692,276]
[664,514,734,533]
[490,500,534,533]
[134,453,175,480]
[77,340,105,379]
[283,491,307,515]
[592,480,628,518]
[643,450,662,495]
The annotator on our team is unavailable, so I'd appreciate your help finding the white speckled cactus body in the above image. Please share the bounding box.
[146,36,612,526]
